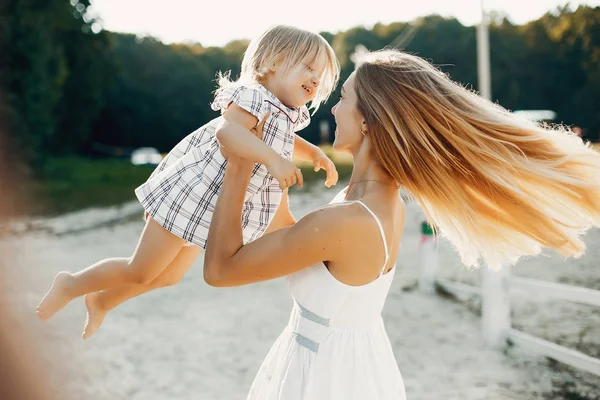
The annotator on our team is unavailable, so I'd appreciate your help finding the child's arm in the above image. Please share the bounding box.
[216,104,277,165]
[293,136,339,188]
[216,104,303,189]
[293,136,320,162]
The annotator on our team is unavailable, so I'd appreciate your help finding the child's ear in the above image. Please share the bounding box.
[268,56,284,72]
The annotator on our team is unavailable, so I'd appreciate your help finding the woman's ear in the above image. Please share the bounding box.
[360,120,368,136]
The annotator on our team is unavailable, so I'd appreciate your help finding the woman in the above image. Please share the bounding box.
[204,49,600,399]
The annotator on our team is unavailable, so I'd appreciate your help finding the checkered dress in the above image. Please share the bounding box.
[134,83,311,249]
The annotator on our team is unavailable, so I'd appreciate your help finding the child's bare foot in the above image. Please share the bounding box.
[82,293,108,340]
[36,272,75,321]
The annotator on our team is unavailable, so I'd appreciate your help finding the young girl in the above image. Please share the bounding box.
[36,25,341,339]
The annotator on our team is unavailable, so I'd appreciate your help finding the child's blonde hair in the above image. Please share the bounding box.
[217,25,339,111]
[354,49,600,270]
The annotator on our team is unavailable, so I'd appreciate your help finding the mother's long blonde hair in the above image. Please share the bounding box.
[355,49,600,269]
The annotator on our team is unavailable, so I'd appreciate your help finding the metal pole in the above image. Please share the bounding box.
[477,0,510,349]
[476,0,492,100]
[418,222,438,293]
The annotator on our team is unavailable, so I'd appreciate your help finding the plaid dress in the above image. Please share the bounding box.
[134,83,311,249]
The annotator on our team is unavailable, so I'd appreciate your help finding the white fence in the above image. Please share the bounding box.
[418,223,600,377]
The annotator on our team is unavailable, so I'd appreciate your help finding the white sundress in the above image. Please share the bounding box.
[247,197,407,400]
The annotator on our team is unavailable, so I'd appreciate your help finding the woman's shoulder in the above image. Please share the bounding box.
[297,200,378,238]
[312,196,405,236]
[284,200,392,270]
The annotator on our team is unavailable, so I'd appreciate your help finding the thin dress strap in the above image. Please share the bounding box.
[353,200,390,276]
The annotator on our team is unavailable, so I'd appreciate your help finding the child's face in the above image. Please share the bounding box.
[270,53,328,108]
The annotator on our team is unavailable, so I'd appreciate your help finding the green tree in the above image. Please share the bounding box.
[53,0,115,154]
[0,0,112,165]
[0,0,67,165]
[92,34,243,152]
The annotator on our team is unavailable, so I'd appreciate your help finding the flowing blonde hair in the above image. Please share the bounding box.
[217,25,339,112]
[355,49,600,269]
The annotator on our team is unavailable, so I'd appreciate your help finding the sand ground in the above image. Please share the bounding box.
[1,183,598,399]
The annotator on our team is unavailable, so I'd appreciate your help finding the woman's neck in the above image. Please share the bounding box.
[345,146,398,201]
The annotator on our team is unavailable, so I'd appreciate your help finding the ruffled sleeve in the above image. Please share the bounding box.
[211,85,268,124]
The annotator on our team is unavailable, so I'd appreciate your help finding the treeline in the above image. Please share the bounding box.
[1,1,599,171]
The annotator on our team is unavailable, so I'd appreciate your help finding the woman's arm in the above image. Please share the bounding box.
[204,161,351,287]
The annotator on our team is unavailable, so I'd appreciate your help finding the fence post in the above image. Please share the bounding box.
[419,221,438,293]
[481,265,511,348]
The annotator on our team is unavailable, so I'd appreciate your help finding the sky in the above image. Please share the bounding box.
[89,0,600,47]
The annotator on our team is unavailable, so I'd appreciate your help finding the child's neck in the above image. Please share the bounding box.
[260,78,285,104]
[260,78,279,98]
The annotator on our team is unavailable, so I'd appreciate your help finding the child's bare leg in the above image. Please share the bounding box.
[264,189,295,235]
[82,245,202,339]
[79,190,292,334]
[36,217,186,321]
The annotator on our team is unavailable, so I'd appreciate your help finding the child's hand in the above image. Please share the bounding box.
[266,156,304,190]
[312,149,338,188]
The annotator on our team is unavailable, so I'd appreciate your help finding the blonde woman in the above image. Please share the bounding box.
[204,49,600,399]
[36,25,341,339]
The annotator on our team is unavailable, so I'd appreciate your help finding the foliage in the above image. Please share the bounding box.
[2,2,599,172]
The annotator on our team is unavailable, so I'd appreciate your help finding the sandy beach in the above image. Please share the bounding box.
[1,183,599,399]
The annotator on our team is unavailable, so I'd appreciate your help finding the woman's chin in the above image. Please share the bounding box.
[332,140,350,153]
[332,137,343,152]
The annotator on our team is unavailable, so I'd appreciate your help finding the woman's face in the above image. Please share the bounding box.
[331,72,364,153]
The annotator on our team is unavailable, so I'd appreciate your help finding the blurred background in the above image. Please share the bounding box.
[1,0,600,215]
[0,1,599,399]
